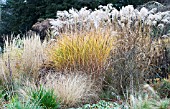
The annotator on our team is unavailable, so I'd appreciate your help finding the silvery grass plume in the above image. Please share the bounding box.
[49,3,170,37]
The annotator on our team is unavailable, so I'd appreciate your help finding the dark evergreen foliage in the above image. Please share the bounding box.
[0,0,159,37]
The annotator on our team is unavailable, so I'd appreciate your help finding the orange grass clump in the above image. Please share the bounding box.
[47,30,115,76]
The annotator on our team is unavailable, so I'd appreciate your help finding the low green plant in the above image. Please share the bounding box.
[30,86,60,109]
[99,86,121,101]
[0,87,3,107]
[75,100,123,109]
[128,85,170,109]
[129,96,169,109]
[5,96,42,109]
[129,94,154,109]
[159,99,170,109]
[0,79,17,102]
[157,80,170,98]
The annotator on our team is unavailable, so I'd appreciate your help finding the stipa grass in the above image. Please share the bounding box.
[47,29,114,77]
[41,72,98,107]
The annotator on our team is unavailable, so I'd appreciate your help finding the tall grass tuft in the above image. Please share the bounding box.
[0,34,47,79]
[106,22,168,95]
[46,29,114,78]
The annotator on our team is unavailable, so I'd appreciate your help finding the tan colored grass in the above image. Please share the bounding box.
[0,34,47,79]
[162,37,170,59]
[41,72,98,106]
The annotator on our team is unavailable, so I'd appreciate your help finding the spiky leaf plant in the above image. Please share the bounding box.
[30,86,60,109]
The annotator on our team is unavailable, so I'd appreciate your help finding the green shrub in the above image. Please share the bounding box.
[30,86,60,109]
